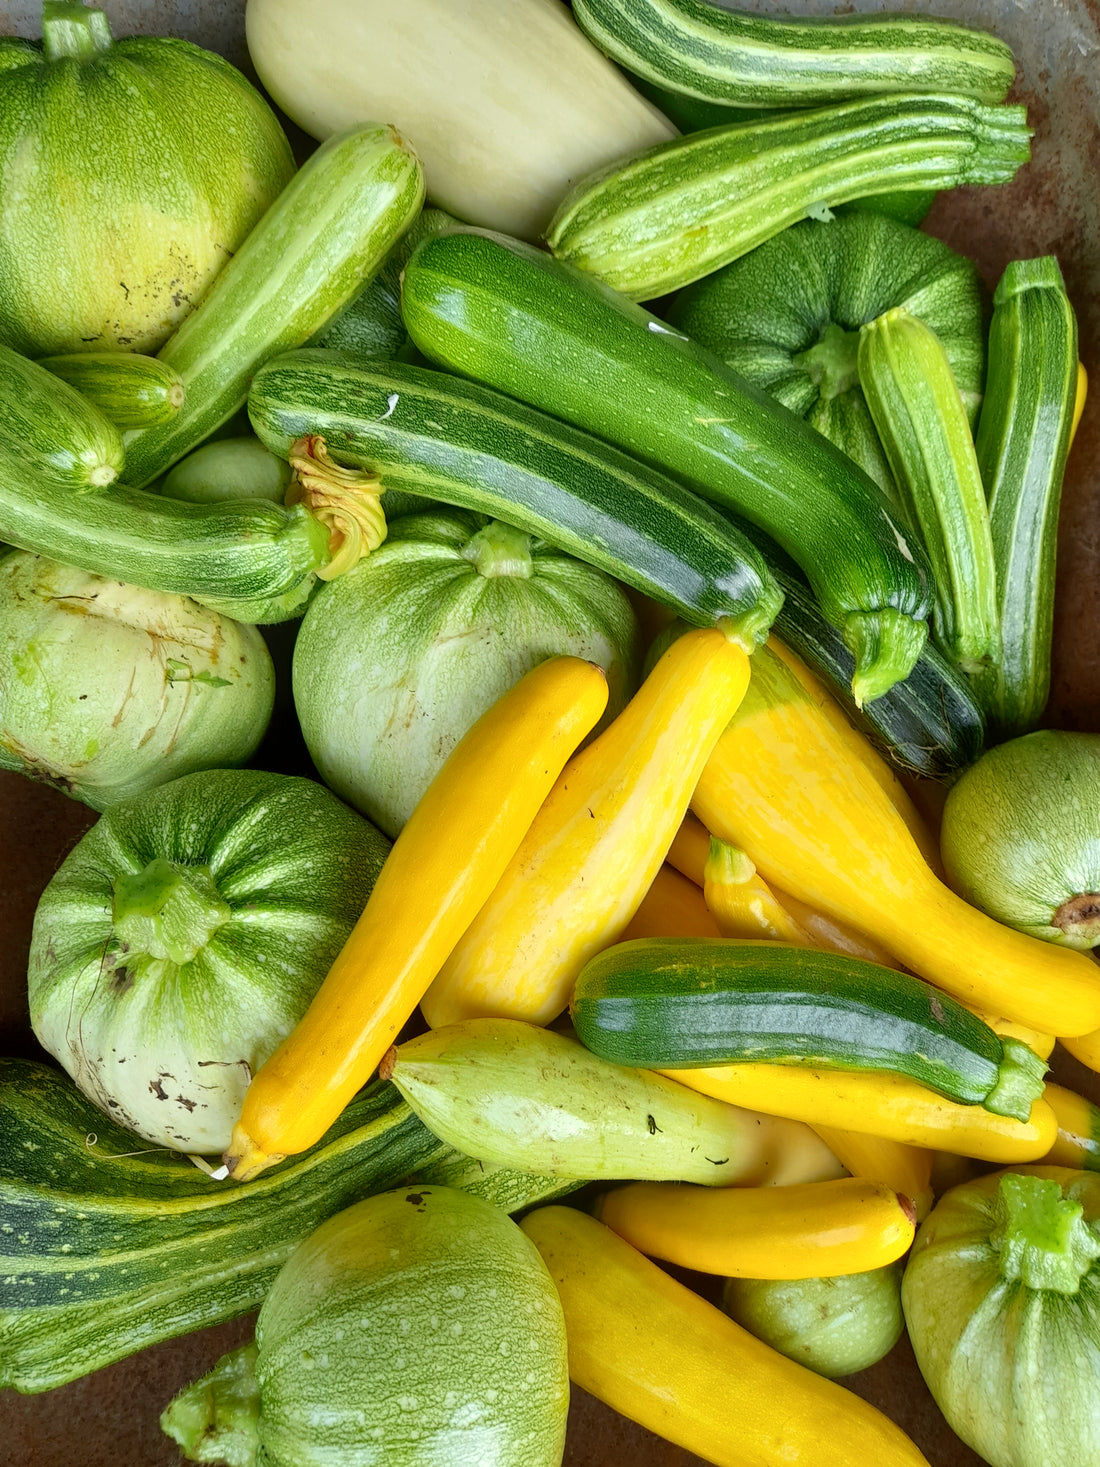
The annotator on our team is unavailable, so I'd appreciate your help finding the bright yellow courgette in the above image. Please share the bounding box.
[692,640,1100,1037]
[659,1062,1058,1162]
[595,1176,916,1278]
[810,1126,934,1222]
[622,863,722,941]
[1060,1027,1100,1073]
[1040,1080,1100,1171]
[521,1206,932,1467]
[422,627,750,1029]
[222,655,609,1182]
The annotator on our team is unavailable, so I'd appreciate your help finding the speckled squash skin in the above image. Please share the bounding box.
[253,1187,570,1466]
[0,18,294,357]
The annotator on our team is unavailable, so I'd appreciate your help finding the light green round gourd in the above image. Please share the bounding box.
[0,549,274,809]
[721,1263,904,1378]
[161,1186,570,1467]
[27,767,391,1153]
[940,730,1100,949]
[293,506,642,837]
[161,436,293,504]
[0,3,295,358]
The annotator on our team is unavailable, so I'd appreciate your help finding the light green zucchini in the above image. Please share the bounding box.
[573,0,1016,109]
[247,349,782,647]
[571,938,1048,1121]
[38,350,185,430]
[858,307,1000,681]
[120,123,425,488]
[546,94,1031,300]
[972,257,1079,734]
[0,341,123,488]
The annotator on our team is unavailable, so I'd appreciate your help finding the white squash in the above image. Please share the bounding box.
[244,0,676,238]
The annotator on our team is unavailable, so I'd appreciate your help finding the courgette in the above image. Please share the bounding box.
[0,342,123,488]
[571,938,1048,1121]
[120,123,425,489]
[38,351,185,431]
[401,227,932,701]
[972,257,1079,735]
[545,94,1031,300]
[573,0,1016,109]
[247,350,782,645]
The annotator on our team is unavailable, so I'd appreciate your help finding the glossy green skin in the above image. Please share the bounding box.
[0,22,294,357]
[0,550,274,809]
[941,731,1100,947]
[973,258,1079,736]
[39,351,185,430]
[545,94,1030,300]
[401,228,933,692]
[27,768,392,1153]
[574,0,1015,108]
[571,937,1007,1105]
[0,342,124,487]
[293,506,641,838]
[248,350,781,644]
[0,1059,446,1394]
[722,1263,904,1379]
[121,125,426,489]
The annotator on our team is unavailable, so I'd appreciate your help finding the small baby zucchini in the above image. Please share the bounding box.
[0,342,124,488]
[38,351,185,430]
[571,937,1048,1121]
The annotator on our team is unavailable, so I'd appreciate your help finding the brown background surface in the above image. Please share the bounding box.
[2,2,1100,1464]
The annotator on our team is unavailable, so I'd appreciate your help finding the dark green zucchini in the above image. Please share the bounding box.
[570,938,1047,1121]
[400,227,933,703]
[247,349,783,646]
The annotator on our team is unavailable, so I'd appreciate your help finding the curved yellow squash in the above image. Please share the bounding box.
[622,863,722,941]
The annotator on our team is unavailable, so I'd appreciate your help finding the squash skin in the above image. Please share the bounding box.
[0,22,294,357]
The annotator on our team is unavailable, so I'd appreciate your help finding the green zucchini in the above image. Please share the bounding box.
[120,123,425,489]
[545,94,1030,300]
[858,307,1000,681]
[0,341,123,488]
[161,436,293,504]
[247,350,783,646]
[38,351,185,430]
[570,938,1048,1121]
[573,0,1016,110]
[972,257,1079,735]
[401,228,933,702]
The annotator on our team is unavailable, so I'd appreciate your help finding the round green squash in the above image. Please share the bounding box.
[161,1186,570,1467]
[0,3,295,358]
[293,505,642,838]
[27,767,391,1153]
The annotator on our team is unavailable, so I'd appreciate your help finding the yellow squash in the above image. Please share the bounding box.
[422,627,750,1029]
[1060,1027,1100,1072]
[659,1062,1058,1163]
[222,655,609,1182]
[621,863,722,941]
[595,1176,916,1278]
[521,1206,932,1467]
[1040,1080,1100,1171]
[692,639,1100,1037]
[810,1126,935,1222]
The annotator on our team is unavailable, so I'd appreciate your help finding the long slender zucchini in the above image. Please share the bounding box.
[120,124,425,489]
[0,342,124,488]
[545,94,1031,300]
[247,350,782,645]
[972,257,1079,735]
[38,351,185,430]
[573,0,1016,109]
[401,227,932,702]
[571,938,1048,1121]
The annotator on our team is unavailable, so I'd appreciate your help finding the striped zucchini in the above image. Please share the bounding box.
[570,938,1048,1121]
[38,351,185,430]
[401,228,932,702]
[0,342,123,489]
[247,350,783,646]
[573,0,1016,109]
[545,95,1031,300]
[120,123,425,489]
[972,257,1079,735]
[858,307,1000,681]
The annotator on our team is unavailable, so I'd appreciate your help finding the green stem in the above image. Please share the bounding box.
[991,1173,1100,1294]
[705,836,756,888]
[41,3,113,62]
[112,859,232,967]
[461,519,534,579]
[160,1343,261,1466]
[843,607,928,708]
[793,323,862,403]
[983,1039,1048,1122]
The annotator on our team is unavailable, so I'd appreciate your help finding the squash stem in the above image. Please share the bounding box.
[991,1172,1100,1294]
[982,1038,1048,1122]
[843,607,928,708]
[286,434,387,579]
[1053,893,1100,947]
[461,520,534,579]
[111,859,232,968]
[793,323,861,403]
[41,2,114,60]
[161,1343,261,1467]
